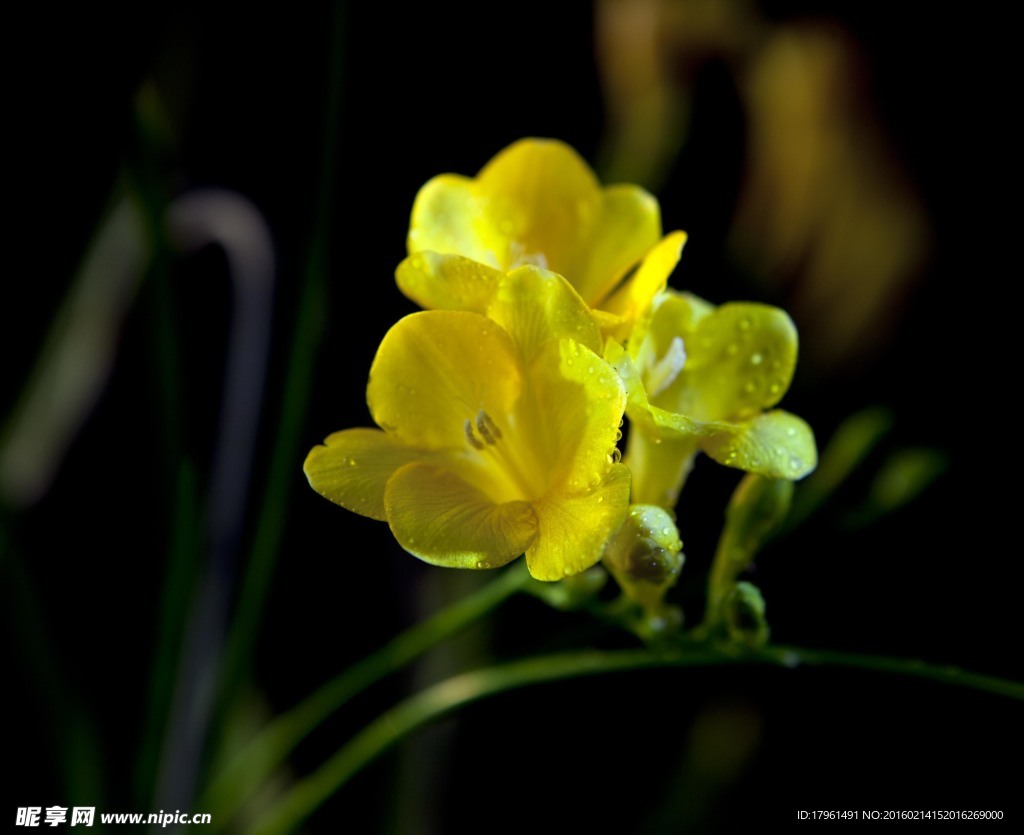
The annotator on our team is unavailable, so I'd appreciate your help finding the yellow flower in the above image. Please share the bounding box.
[608,290,817,508]
[395,138,687,339]
[304,268,631,581]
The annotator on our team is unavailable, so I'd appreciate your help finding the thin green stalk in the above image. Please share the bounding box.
[216,2,345,712]
[204,562,530,827]
[136,462,200,802]
[248,643,1024,835]
[760,644,1024,699]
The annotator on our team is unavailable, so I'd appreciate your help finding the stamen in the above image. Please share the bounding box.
[476,410,502,444]
[464,419,485,450]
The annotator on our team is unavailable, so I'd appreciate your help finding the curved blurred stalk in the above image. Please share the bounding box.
[153,189,276,815]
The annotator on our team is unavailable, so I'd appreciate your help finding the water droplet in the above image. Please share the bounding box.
[726,343,739,356]
[596,496,604,504]
[789,456,803,471]
[661,526,672,536]
[786,427,797,437]
[769,383,781,394]
[347,458,357,467]
[587,365,595,374]
[607,448,622,464]
[751,353,763,365]
[614,429,623,441]
[744,381,757,394]
[475,560,486,569]
[563,565,574,576]
[738,318,752,331]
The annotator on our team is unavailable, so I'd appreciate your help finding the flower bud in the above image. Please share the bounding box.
[603,504,684,611]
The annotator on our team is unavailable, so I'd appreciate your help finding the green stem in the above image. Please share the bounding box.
[760,644,1024,699]
[203,561,530,827]
[248,642,1024,835]
[215,1,345,718]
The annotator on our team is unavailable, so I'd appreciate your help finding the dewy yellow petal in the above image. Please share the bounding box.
[367,310,521,450]
[474,138,603,276]
[529,338,627,490]
[698,410,818,480]
[665,301,798,420]
[385,462,538,569]
[395,252,504,314]
[406,174,498,267]
[485,266,602,364]
[303,428,425,521]
[527,463,632,580]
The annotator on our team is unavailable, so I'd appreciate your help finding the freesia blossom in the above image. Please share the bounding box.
[395,138,686,340]
[304,268,631,580]
[609,290,817,508]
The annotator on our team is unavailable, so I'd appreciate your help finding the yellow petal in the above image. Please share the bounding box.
[385,462,538,568]
[600,231,687,334]
[407,174,500,267]
[485,266,602,364]
[604,338,660,438]
[395,252,503,313]
[574,185,662,306]
[700,410,818,480]
[475,138,603,276]
[367,311,521,450]
[527,463,632,581]
[661,302,798,421]
[524,339,627,494]
[303,429,425,521]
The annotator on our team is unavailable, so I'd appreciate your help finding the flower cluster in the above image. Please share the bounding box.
[304,139,815,590]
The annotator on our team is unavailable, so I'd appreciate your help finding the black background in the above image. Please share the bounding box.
[4,2,1020,832]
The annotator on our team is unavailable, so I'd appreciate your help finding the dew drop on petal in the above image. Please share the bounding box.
[751,353,763,365]
[739,318,752,331]
[744,381,757,394]
[789,456,803,471]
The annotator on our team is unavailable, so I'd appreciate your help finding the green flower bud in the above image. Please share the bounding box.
[723,582,769,647]
[706,474,791,635]
[603,504,684,611]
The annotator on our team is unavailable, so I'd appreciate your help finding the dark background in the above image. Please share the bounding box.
[4,2,1020,832]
